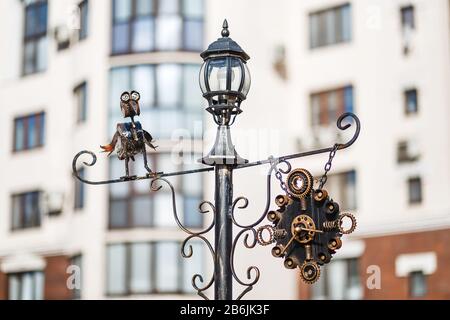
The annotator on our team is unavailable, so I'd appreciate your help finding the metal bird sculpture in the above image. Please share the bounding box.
[101,91,157,178]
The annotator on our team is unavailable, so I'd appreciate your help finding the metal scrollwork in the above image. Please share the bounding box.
[71,111,361,300]
[229,158,291,299]
[150,177,215,300]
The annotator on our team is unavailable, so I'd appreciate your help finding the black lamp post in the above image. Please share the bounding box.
[198,20,252,299]
[73,20,361,301]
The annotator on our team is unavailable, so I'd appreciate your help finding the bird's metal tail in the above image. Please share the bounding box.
[100,132,119,156]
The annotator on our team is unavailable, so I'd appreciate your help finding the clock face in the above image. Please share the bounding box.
[265,168,356,284]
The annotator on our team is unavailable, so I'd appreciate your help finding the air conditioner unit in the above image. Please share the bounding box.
[397,140,420,163]
[54,25,71,51]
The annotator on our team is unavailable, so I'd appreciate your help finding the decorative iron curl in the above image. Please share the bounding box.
[336,112,361,150]
[150,178,215,235]
[150,177,215,300]
[181,234,215,300]
[229,159,292,299]
[231,159,291,229]
[230,227,260,300]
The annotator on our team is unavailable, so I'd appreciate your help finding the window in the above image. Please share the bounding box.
[400,5,415,55]
[70,255,83,299]
[74,168,85,209]
[106,241,203,295]
[311,86,353,127]
[79,0,89,40]
[409,271,426,297]
[23,0,48,75]
[404,88,418,115]
[13,112,45,152]
[401,5,415,30]
[109,64,203,139]
[309,3,351,49]
[111,0,204,54]
[408,177,422,204]
[325,170,357,210]
[109,153,203,229]
[74,82,88,122]
[311,258,362,300]
[8,271,44,300]
[11,191,42,230]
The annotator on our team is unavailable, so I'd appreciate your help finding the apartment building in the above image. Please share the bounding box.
[0,0,449,300]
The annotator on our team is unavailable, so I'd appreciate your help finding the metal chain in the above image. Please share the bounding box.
[318,144,339,189]
[275,169,288,193]
[269,156,288,193]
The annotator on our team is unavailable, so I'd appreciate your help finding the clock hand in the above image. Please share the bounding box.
[279,234,297,256]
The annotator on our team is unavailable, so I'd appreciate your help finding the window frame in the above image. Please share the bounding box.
[400,5,415,30]
[74,168,86,210]
[13,111,46,152]
[109,63,204,139]
[22,0,48,76]
[110,0,204,55]
[311,257,362,300]
[404,88,419,115]
[408,176,422,205]
[108,152,204,229]
[309,3,352,49]
[326,169,357,211]
[409,270,427,297]
[310,85,353,127]
[8,271,44,300]
[11,190,43,231]
[74,81,88,123]
[78,0,89,40]
[106,241,203,296]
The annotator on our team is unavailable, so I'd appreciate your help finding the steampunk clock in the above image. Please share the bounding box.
[257,168,357,284]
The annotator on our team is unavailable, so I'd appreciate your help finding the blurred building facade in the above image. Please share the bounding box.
[0,0,449,300]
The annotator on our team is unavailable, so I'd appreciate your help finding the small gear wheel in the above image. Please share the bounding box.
[286,169,313,199]
[300,261,321,284]
[338,213,357,235]
[256,225,275,246]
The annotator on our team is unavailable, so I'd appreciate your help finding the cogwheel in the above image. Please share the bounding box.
[338,213,357,235]
[286,169,313,199]
[256,225,275,246]
[300,261,321,284]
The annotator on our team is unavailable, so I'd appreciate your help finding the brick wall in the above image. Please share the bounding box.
[0,270,7,300]
[44,255,72,300]
[361,228,450,299]
[299,228,450,299]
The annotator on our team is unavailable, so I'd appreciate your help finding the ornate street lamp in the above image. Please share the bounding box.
[73,20,361,301]
[199,20,250,166]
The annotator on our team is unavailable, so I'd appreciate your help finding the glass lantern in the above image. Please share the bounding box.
[198,20,251,114]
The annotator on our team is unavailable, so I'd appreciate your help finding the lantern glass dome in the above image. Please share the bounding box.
[199,20,251,109]
[199,57,251,99]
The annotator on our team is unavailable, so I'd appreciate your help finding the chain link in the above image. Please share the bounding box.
[275,169,288,193]
[269,156,288,193]
[318,144,339,189]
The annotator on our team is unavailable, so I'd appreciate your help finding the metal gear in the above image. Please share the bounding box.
[286,169,313,199]
[256,225,275,246]
[300,261,321,284]
[291,214,316,244]
[338,212,357,235]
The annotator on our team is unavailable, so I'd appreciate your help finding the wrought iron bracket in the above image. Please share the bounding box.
[72,112,360,300]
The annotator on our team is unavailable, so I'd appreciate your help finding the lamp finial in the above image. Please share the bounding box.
[221,19,230,37]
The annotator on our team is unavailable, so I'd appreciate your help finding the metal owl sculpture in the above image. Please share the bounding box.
[101,91,157,178]
[257,168,357,284]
